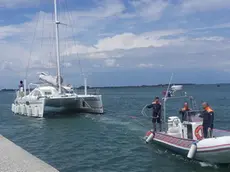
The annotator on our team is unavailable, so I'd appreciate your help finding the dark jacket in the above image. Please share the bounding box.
[179,107,190,121]
[179,107,190,113]
[19,83,24,88]
[147,102,161,118]
[199,107,214,128]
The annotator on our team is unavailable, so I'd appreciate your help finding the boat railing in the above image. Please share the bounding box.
[16,90,25,98]
[28,83,40,94]
[183,110,203,122]
[75,88,100,95]
[141,98,202,131]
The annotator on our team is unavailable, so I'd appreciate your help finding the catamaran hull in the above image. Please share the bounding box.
[12,95,103,117]
[145,131,230,164]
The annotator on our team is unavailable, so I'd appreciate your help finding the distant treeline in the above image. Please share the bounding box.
[0,83,228,92]
[89,83,196,89]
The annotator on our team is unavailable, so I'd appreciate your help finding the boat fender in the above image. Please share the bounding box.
[15,105,18,114]
[18,105,22,114]
[11,104,15,113]
[27,107,32,117]
[187,141,198,159]
[33,106,38,117]
[21,105,26,115]
[146,132,155,144]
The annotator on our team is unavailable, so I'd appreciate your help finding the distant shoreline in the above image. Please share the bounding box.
[0,83,228,92]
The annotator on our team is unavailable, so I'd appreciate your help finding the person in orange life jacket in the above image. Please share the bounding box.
[147,96,162,132]
[199,102,214,138]
[179,102,191,122]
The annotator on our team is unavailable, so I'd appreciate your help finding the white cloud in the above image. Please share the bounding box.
[0,61,13,71]
[66,29,185,57]
[104,59,119,67]
[62,62,72,67]
[0,0,127,68]
[0,26,22,40]
[193,36,225,42]
[1,0,230,87]
[88,52,108,59]
[0,0,41,8]
[94,30,183,51]
[137,63,163,68]
[194,23,230,30]
[181,0,230,13]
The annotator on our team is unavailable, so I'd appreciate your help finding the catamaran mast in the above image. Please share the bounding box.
[54,0,62,94]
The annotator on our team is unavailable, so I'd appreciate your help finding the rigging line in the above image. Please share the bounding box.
[25,0,42,80]
[59,0,69,75]
[60,0,70,56]
[77,55,84,76]
[64,0,86,78]
[57,0,67,75]
[48,30,53,60]
[61,0,82,79]
[63,0,77,71]
[61,1,68,65]
[40,11,45,49]
[52,11,58,75]
[63,0,80,55]
[52,12,55,64]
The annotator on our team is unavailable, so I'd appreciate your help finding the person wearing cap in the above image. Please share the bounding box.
[147,96,162,132]
[199,102,214,138]
[179,102,191,122]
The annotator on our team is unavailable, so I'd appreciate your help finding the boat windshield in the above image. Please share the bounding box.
[183,110,203,122]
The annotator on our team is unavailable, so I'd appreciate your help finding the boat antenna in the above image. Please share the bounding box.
[163,73,174,123]
[54,0,62,94]
[78,57,88,95]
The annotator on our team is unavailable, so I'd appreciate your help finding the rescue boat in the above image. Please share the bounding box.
[143,84,230,164]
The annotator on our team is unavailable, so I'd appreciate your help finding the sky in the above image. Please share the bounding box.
[1,0,230,88]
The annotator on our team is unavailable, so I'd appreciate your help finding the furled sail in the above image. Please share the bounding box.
[38,72,63,86]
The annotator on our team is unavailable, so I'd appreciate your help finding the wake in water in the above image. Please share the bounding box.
[84,113,148,131]
[199,162,218,168]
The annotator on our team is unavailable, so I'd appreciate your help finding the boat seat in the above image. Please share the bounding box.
[168,127,180,133]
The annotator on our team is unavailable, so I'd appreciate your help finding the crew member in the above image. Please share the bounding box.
[147,96,162,132]
[19,80,24,97]
[199,102,214,138]
[19,80,24,90]
[179,102,190,122]
[162,90,172,97]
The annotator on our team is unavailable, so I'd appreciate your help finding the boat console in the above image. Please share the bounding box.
[167,111,203,140]
[167,116,183,138]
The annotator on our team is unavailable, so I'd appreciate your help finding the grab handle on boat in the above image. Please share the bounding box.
[187,141,198,159]
[141,104,151,119]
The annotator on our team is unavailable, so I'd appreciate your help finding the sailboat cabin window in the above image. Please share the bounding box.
[44,91,52,95]
[32,90,41,97]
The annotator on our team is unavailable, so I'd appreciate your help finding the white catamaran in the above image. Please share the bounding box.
[11,0,103,117]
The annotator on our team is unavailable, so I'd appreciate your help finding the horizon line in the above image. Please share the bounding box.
[1,82,228,91]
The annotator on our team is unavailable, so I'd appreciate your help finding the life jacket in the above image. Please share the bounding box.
[181,106,190,111]
[205,106,213,113]
[153,101,161,105]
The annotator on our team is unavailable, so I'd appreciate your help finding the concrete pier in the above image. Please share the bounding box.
[0,135,59,172]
